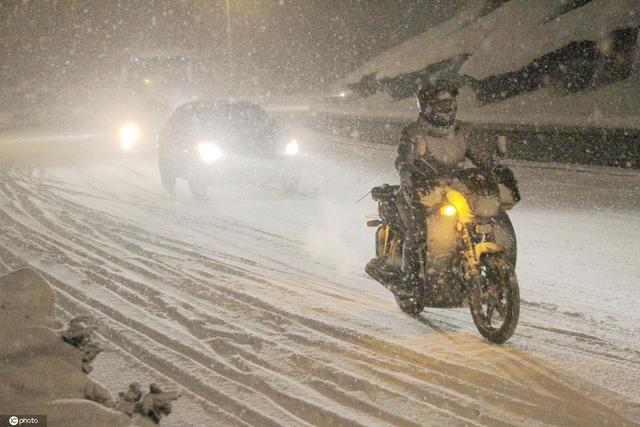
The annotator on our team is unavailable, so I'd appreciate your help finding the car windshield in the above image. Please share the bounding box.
[172,102,275,147]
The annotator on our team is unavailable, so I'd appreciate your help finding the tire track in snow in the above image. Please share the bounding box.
[0,187,487,426]
[6,176,636,424]
[2,180,465,425]
[1,173,638,426]
[0,214,384,425]
[0,224,572,425]
[0,209,372,426]
[50,301,252,427]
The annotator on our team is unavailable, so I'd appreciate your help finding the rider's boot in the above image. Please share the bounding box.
[366,257,402,281]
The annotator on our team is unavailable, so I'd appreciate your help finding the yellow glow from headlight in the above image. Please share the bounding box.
[445,190,474,223]
[119,123,141,151]
[143,78,154,86]
[197,143,223,163]
[285,139,299,156]
[441,204,457,217]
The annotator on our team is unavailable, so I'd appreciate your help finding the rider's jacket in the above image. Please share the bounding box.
[395,118,520,208]
[395,119,495,187]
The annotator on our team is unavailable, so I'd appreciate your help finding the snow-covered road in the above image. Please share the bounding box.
[1,129,639,426]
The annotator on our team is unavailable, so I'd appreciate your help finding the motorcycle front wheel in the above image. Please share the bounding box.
[494,210,517,267]
[469,253,520,344]
[394,294,425,315]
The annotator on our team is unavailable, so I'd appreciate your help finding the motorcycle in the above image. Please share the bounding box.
[365,167,520,343]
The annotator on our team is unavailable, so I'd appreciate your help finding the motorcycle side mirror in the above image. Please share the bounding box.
[497,135,508,157]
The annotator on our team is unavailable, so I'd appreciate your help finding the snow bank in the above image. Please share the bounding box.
[344,0,485,83]
[0,269,156,427]
[344,0,573,84]
[461,0,640,79]
[324,0,640,131]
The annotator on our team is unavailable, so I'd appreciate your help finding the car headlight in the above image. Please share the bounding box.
[119,123,141,151]
[197,142,223,163]
[285,139,299,156]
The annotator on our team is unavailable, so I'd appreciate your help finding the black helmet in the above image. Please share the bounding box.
[417,80,459,127]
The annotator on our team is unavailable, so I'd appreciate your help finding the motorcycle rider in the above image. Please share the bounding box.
[367,79,519,295]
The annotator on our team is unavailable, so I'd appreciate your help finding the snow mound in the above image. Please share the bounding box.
[461,0,640,79]
[0,268,56,330]
[325,0,640,131]
[0,269,157,427]
[344,0,578,83]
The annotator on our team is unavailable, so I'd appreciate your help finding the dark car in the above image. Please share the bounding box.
[157,100,302,198]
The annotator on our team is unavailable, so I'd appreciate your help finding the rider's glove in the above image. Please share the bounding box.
[493,165,521,202]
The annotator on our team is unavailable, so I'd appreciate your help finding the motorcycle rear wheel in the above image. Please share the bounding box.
[469,253,520,344]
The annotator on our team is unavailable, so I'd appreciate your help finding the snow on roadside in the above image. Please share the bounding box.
[0,268,154,427]
[335,0,640,132]
[344,0,594,84]
[461,0,640,80]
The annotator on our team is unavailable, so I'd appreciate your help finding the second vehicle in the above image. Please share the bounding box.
[157,100,302,198]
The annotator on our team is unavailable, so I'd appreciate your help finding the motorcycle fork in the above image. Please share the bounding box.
[418,242,428,280]
[383,225,391,255]
[457,221,480,277]
[378,225,402,266]
[376,225,391,257]
[459,222,505,280]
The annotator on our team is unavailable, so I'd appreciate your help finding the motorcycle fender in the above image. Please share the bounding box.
[474,242,504,261]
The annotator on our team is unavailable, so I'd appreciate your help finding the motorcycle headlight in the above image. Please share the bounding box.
[285,139,299,156]
[441,204,457,217]
[444,190,474,222]
[197,142,223,163]
[119,123,141,151]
